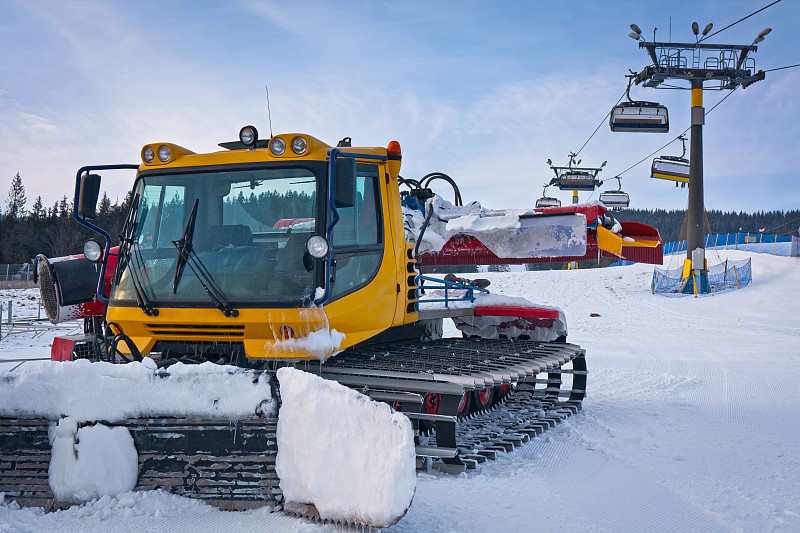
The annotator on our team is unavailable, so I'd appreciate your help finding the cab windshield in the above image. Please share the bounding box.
[113,165,320,306]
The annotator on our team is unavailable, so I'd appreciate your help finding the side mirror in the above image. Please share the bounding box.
[333,157,356,208]
[78,173,102,219]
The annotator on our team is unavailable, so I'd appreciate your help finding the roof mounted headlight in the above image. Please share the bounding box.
[157,145,171,162]
[291,136,308,154]
[142,146,155,163]
[306,235,329,259]
[83,240,103,262]
[270,137,286,155]
[239,125,258,147]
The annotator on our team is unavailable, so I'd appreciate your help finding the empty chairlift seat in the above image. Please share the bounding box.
[599,190,630,209]
[535,196,561,208]
[558,171,597,191]
[610,101,669,133]
[651,156,690,186]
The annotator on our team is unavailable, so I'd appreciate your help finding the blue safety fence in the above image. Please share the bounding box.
[651,258,751,296]
[608,232,799,267]
[663,233,799,258]
[608,259,636,267]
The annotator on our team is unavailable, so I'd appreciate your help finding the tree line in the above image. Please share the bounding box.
[614,208,800,243]
[1,172,132,263]
[1,172,798,263]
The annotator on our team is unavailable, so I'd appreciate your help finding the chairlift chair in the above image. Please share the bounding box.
[558,171,597,191]
[535,185,561,208]
[610,101,669,133]
[599,176,630,209]
[535,196,561,208]
[651,135,689,187]
[599,190,630,209]
[609,74,669,133]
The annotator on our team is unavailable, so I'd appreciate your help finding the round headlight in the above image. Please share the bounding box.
[239,125,258,147]
[142,146,155,163]
[83,240,103,262]
[291,136,308,154]
[157,145,171,162]
[306,235,329,259]
[269,137,286,155]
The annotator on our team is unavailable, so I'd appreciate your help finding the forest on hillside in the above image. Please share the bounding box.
[1,173,131,263]
[614,208,800,243]
[1,172,798,263]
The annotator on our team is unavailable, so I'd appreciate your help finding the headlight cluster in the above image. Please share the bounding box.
[267,136,307,155]
[141,144,173,163]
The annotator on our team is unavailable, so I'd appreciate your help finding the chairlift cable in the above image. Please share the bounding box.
[763,63,800,72]
[574,88,628,157]
[761,215,800,233]
[698,0,782,43]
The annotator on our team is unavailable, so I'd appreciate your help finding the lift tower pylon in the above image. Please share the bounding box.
[627,22,769,292]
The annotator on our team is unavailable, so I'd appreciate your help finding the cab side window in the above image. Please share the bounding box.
[331,167,383,299]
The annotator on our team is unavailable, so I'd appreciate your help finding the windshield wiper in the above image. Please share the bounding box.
[129,243,159,316]
[116,193,158,316]
[172,199,198,295]
[114,193,141,282]
[172,199,239,317]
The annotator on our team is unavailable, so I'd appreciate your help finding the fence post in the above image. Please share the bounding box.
[7,301,12,325]
[774,235,777,256]
[733,265,740,289]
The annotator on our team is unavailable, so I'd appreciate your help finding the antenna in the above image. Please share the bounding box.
[265,85,274,138]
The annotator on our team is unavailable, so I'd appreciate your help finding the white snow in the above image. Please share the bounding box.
[1,250,799,532]
[262,306,345,361]
[0,357,275,422]
[49,421,138,503]
[404,195,586,258]
[275,367,416,528]
[445,211,522,233]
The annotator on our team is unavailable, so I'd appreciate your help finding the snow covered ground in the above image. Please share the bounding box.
[2,250,799,532]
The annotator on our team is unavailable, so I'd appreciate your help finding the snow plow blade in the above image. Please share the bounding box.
[0,362,415,529]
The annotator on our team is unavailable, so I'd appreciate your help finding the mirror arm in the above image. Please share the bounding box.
[73,164,140,303]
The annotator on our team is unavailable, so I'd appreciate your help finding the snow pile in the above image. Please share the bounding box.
[49,420,138,502]
[0,357,275,421]
[262,304,345,361]
[275,367,416,528]
[404,195,586,258]
[445,211,522,233]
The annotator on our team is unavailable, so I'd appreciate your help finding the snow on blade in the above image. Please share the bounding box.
[263,304,345,361]
[275,367,416,528]
[0,358,275,422]
[404,195,586,258]
[49,420,138,502]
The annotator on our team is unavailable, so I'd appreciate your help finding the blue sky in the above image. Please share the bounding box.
[1,0,798,215]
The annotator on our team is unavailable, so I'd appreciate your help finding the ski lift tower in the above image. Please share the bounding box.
[627,22,769,293]
[547,153,606,205]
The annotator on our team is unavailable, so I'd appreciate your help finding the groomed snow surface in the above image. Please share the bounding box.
[2,250,799,532]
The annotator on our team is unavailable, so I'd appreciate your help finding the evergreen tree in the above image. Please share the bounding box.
[58,195,69,218]
[30,196,44,221]
[98,192,111,217]
[6,172,27,219]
